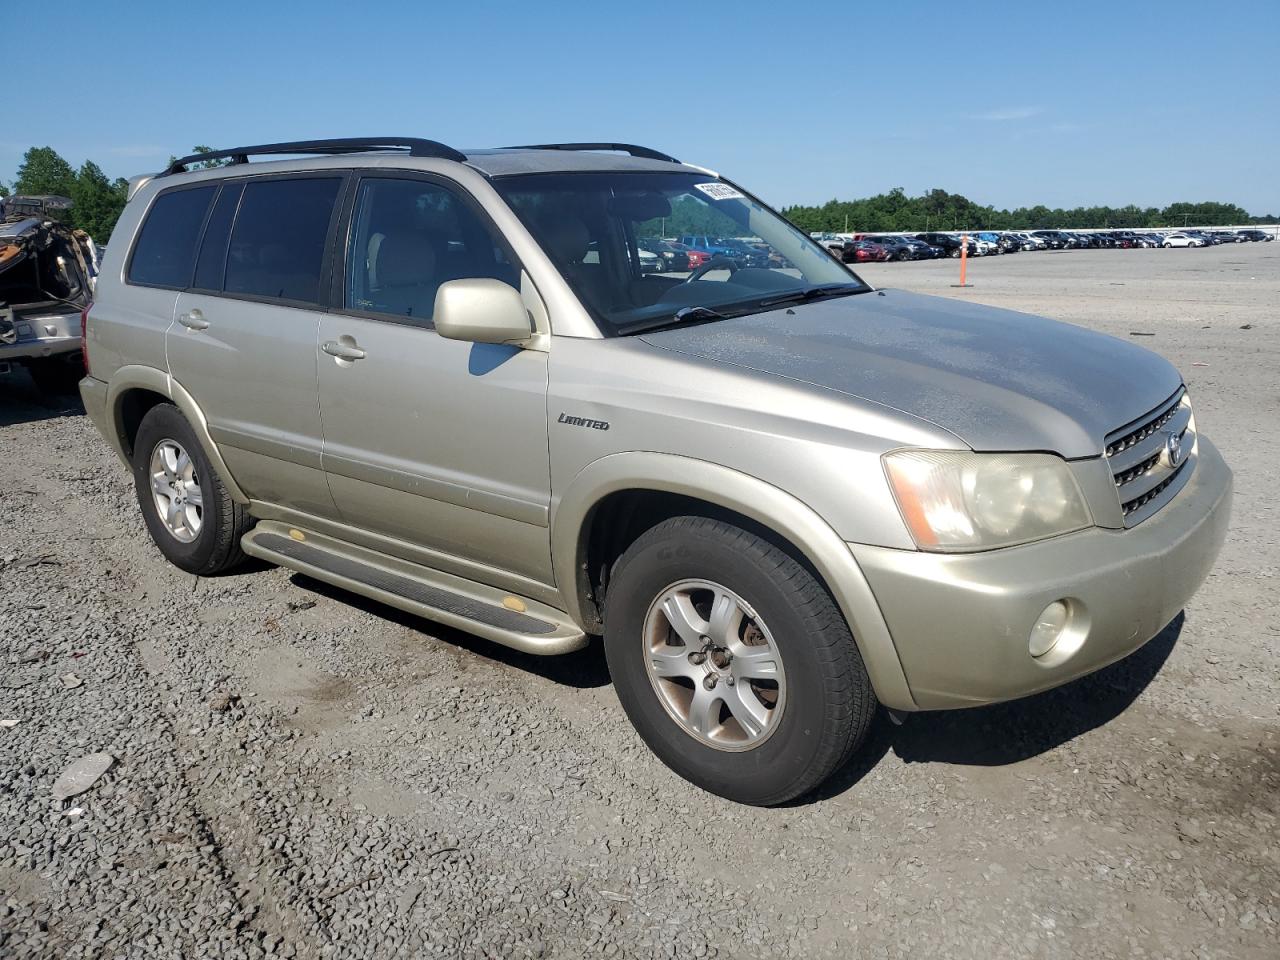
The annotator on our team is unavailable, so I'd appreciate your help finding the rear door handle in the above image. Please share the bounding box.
[322,339,367,361]
[178,308,209,331]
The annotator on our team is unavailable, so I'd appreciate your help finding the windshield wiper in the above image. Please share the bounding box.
[624,305,731,335]
[758,283,867,308]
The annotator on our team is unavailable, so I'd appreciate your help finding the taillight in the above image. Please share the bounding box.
[80,303,92,377]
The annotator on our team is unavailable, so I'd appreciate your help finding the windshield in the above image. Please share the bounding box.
[493,172,867,335]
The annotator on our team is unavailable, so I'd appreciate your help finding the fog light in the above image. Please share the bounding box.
[1029,600,1070,658]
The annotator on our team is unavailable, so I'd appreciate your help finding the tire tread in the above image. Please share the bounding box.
[609,515,876,805]
[132,403,250,576]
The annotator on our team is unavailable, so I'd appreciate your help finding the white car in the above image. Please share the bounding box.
[1162,233,1205,248]
[637,246,664,271]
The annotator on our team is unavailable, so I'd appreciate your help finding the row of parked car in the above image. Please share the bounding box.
[811,228,1275,263]
[635,235,781,272]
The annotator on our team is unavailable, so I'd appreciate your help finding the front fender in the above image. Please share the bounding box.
[551,452,916,710]
[102,364,249,504]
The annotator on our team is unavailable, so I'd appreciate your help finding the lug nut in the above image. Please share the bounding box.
[702,675,718,690]
[689,651,707,665]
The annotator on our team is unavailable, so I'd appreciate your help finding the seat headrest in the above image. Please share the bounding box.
[540,216,590,265]
[376,233,436,288]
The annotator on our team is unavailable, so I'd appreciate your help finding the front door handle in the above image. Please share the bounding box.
[178,308,209,331]
[322,339,367,361]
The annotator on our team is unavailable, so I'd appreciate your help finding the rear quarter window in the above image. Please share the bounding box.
[127,186,217,288]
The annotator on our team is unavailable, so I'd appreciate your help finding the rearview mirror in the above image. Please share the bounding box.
[433,279,532,345]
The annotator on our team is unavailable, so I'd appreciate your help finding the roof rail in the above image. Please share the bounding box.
[162,137,467,175]
[505,142,680,164]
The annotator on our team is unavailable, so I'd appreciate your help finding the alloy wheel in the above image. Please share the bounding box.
[642,579,786,751]
[149,439,204,543]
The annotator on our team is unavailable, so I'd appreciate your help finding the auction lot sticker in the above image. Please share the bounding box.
[694,182,745,201]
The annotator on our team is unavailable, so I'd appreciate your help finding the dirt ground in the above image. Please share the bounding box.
[1,242,1276,959]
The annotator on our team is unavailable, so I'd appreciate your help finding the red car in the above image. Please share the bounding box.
[851,240,890,263]
[666,241,713,269]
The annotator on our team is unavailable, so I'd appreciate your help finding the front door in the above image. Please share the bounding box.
[316,174,553,586]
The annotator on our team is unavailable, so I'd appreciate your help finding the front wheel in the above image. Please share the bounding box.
[132,403,252,576]
[604,516,875,805]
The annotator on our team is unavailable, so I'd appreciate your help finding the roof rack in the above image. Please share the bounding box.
[505,142,680,164]
[162,137,467,175]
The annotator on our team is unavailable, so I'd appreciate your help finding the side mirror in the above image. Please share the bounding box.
[433,278,532,345]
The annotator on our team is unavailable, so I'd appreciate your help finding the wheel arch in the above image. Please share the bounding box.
[552,452,916,710]
[104,365,249,504]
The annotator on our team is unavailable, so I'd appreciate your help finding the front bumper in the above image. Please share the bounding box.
[849,437,1232,710]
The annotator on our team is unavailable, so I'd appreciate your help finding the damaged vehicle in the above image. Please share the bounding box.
[0,195,99,393]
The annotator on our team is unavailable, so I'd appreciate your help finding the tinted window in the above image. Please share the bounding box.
[225,178,341,304]
[128,186,216,288]
[345,177,517,324]
[192,184,242,291]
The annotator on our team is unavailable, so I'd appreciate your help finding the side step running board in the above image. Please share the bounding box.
[242,521,587,656]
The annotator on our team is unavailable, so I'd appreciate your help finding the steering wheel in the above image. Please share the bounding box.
[684,256,740,283]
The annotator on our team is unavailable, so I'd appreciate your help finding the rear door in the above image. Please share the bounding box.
[315,173,553,585]
[168,174,344,517]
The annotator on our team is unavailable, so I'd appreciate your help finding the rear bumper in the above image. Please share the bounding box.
[79,375,129,467]
[849,437,1232,710]
[0,309,82,362]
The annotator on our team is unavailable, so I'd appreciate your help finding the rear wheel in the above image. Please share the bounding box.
[604,516,875,805]
[131,403,251,575]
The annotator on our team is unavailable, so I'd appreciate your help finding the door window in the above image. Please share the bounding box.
[192,184,242,292]
[224,177,342,304]
[345,178,517,325]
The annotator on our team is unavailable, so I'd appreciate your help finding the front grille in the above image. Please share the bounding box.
[1121,468,1184,518]
[1105,388,1195,527]
[1105,400,1181,457]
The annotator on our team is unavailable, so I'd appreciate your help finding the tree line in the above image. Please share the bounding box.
[2,147,131,243]
[781,187,1271,235]
[4,146,1270,244]
[2,145,222,243]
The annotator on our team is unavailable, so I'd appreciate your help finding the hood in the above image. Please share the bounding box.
[639,288,1182,458]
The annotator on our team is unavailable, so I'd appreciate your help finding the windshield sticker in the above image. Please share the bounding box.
[694,182,745,201]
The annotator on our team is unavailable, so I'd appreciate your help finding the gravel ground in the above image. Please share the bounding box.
[1,242,1276,959]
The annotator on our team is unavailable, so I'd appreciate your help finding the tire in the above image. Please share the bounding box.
[26,355,84,395]
[604,516,875,805]
[131,403,252,576]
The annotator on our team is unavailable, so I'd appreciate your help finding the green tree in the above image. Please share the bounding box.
[71,161,128,242]
[14,146,77,198]
[781,189,1257,234]
[1160,201,1250,227]
[166,144,233,171]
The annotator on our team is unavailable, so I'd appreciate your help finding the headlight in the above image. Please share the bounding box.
[883,450,1093,552]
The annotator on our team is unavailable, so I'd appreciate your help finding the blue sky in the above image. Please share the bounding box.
[7,1,1278,213]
